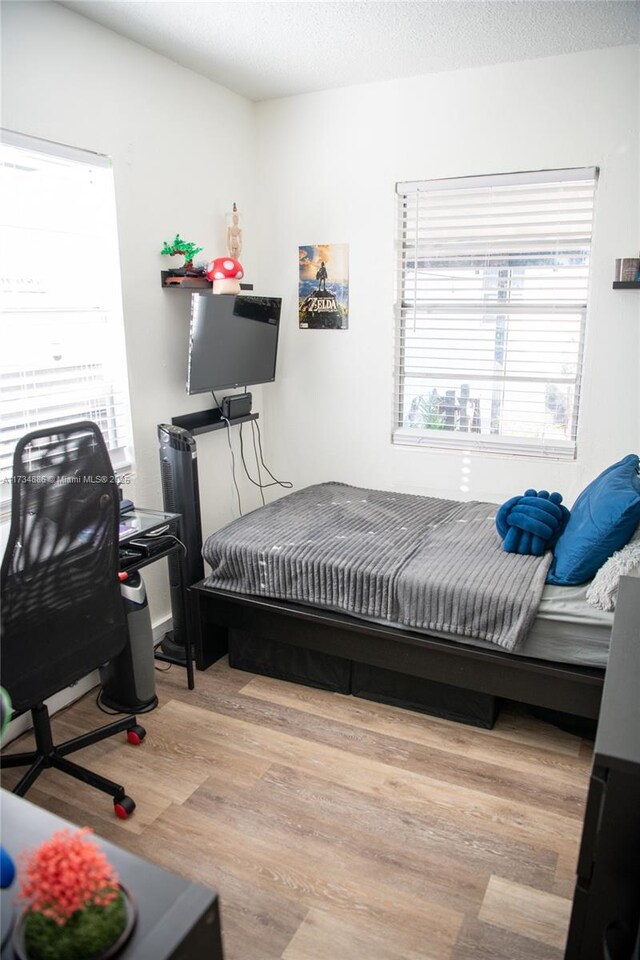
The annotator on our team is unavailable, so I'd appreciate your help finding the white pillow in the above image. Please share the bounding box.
[586,532,640,611]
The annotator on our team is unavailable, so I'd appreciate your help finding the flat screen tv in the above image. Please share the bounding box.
[187,293,281,395]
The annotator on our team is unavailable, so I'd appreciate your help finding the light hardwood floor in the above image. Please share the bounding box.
[1,658,592,960]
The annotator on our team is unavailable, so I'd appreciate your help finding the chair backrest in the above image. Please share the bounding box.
[1,422,127,713]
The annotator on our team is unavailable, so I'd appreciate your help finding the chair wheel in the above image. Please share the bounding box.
[127,724,146,745]
[114,796,136,819]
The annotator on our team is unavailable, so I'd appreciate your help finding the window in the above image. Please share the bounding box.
[0,130,134,507]
[394,168,598,459]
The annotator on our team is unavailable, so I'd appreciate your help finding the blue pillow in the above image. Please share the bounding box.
[496,489,570,556]
[547,454,640,585]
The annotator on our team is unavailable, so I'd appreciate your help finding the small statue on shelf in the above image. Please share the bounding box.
[226,203,243,259]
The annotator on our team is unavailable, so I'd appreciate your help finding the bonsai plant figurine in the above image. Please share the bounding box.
[160,233,203,275]
[16,828,132,960]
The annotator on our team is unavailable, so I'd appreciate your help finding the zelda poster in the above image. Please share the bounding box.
[298,244,349,330]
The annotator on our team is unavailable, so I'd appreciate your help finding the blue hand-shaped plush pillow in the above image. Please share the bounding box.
[547,454,640,585]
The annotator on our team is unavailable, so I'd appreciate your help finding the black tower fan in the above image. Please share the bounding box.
[158,424,204,661]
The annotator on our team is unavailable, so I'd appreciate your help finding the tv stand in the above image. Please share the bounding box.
[171,407,259,437]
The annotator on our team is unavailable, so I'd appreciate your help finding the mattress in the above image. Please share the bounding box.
[429,582,613,668]
[206,569,612,669]
[278,581,613,668]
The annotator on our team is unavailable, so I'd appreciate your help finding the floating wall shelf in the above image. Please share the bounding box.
[161,271,253,291]
[612,281,640,290]
[172,407,258,437]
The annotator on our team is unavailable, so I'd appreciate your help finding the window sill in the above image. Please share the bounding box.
[392,428,576,461]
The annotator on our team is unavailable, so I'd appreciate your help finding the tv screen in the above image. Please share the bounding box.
[187,294,281,395]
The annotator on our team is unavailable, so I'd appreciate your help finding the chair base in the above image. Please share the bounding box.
[0,703,142,815]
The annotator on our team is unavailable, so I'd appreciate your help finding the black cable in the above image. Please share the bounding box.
[251,424,266,506]
[212,390,242,515]
[156,533,187,556]
[238,384,291,495]
[253,419,293,491]
[237,420,292,497]
[239,424,266,505]
[96,688,121,716]
[223,420,242,515]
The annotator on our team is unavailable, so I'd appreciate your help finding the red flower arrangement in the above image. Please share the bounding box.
[18,828,119,924]
[15,828,129,960]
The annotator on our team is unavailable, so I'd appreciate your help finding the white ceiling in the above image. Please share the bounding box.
[59,1,640,102]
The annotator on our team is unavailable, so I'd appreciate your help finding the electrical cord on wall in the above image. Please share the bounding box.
[212,390,243,516]
[239,424,265,506]
[222,419,243,516]
[252,419,293,492]
[212,389,292,514]
[243,384,266,505]
[252,429,266,506]
[237,422,293,497]
[240,384,292,494]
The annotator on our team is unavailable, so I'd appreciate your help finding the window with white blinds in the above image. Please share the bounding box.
[0,130,134,509]
[394,167,598,459]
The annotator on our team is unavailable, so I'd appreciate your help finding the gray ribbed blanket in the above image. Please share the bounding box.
[202,482,551,651]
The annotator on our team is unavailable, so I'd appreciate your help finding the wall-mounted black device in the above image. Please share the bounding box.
[221,392,252,420]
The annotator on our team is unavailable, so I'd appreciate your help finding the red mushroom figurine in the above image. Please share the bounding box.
[206,257,244,294]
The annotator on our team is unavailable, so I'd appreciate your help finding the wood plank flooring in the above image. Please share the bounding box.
[1,657,592,960]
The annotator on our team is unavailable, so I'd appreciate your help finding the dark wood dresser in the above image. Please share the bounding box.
[565,575,640,960]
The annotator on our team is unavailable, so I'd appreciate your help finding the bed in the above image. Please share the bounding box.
[190,482,612,728]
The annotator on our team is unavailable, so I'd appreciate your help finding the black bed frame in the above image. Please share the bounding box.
[190,582,605,721]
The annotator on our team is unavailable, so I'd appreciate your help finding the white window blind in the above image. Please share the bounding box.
[394,167,598,459]
[0,130,134,505]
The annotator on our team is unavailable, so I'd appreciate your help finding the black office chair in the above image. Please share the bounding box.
[0,422,145,818]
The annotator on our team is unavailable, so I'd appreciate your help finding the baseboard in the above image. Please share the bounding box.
[153,614,173,647]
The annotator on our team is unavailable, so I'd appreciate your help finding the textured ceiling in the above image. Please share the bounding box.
[59,1,640,102]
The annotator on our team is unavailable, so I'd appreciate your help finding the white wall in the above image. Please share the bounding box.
[1,1,268,626]
[255,45,640,505]
[2,7,639,632]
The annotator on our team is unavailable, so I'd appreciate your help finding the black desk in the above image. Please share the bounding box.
[119,509,195,690]
[0,791,223,960]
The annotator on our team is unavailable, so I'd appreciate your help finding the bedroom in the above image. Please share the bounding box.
[1,1,639,958]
